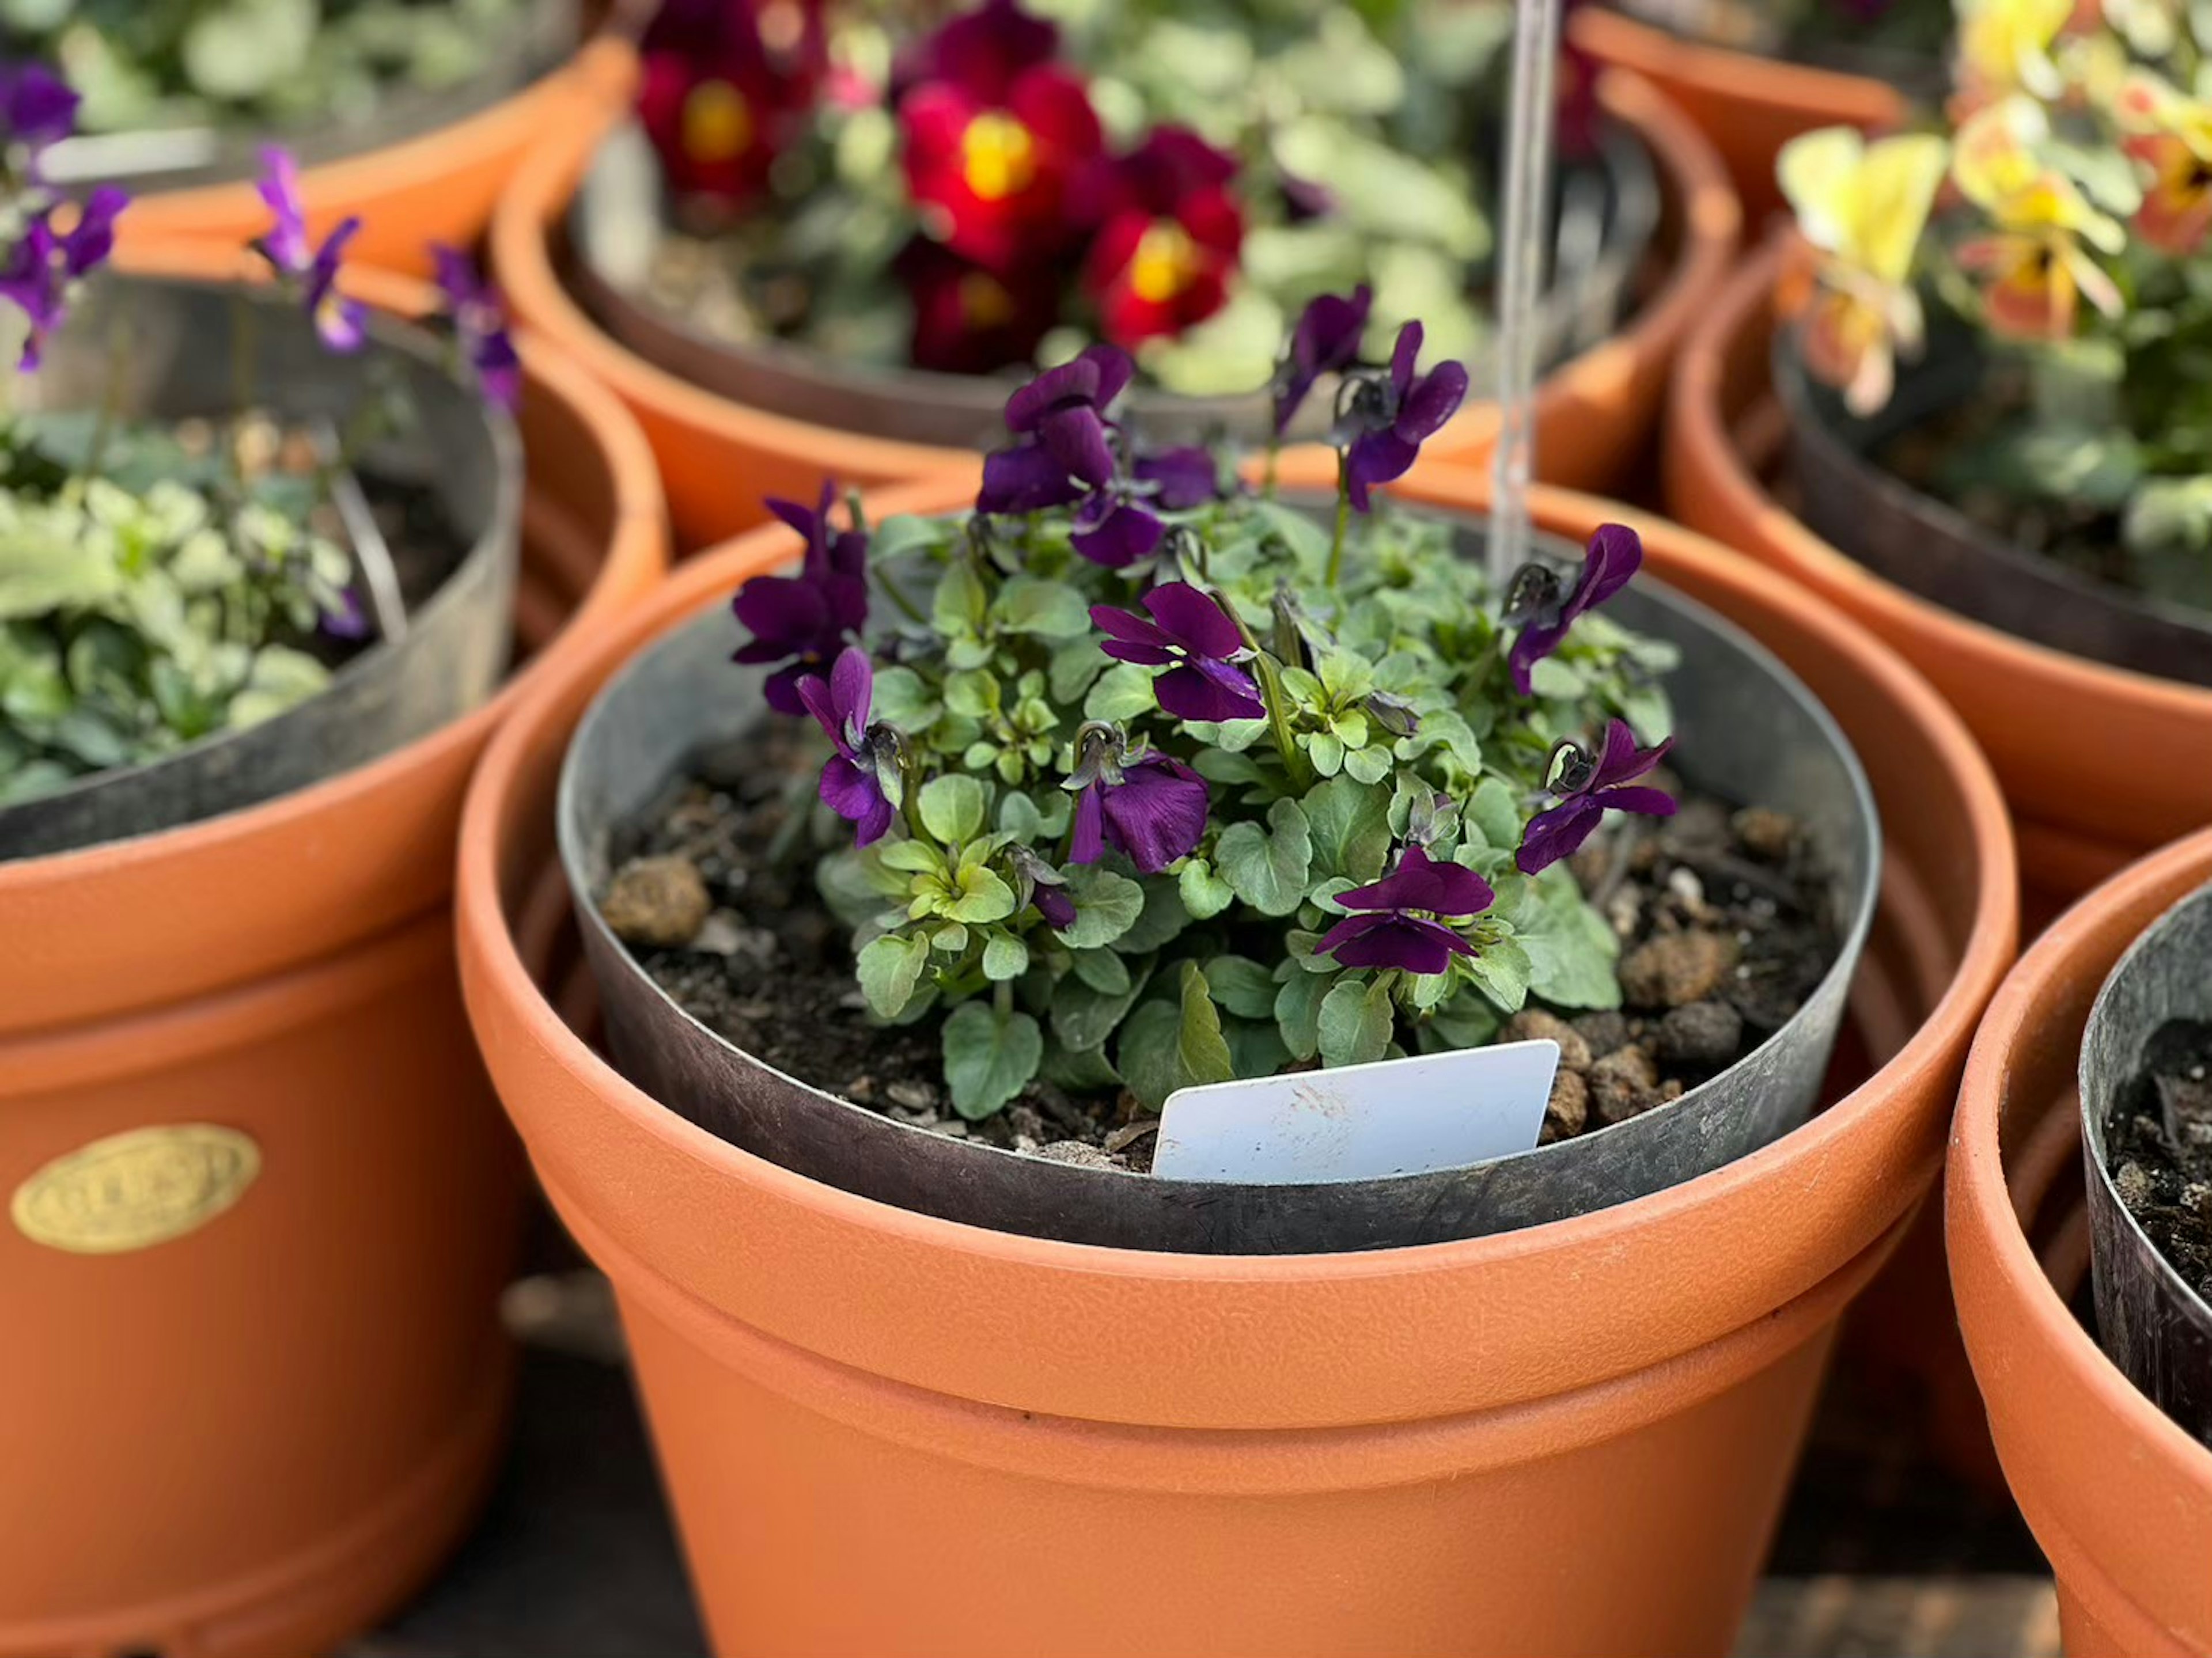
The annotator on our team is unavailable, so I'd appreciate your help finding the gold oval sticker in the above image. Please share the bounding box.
[12,1125,261,1254]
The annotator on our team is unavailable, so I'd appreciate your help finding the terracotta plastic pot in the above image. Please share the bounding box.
[1664,234,2212,912]
[1571,7,1908,227]
[112,36,637,281]
[0,249,667,1658]
[1951,828,2212,1658]
[457,465,2014,1657]
[490,45,1740,550]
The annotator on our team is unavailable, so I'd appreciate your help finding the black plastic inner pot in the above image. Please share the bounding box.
[556,509,1880,1254]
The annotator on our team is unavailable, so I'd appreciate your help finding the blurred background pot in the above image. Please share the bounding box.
[0,244,667,1658]
[1665,233,2212,919]
[1571,6,1908,226]
[556,505,1878,1253]
[107,22,630,280]
[491,44,1739,549]
[1952,828,2212,1658]
[456,466,2013,1657]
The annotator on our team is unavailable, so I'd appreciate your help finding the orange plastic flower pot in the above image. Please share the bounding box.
[0,250,668,1658]
[1571,7,1908,228]
[113,38,639,281]
[456,467,2015,1657]
[1664,234,2212,915]
[488,45,1739,551]
[1950,828,2212,1658]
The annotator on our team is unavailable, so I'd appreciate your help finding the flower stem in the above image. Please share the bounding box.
[1262,435,1279,499]
[1325,454,1351,588]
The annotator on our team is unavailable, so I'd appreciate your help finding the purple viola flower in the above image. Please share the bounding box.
[796,646,902,847]
[1331,321,1469,511]
[1516,719,1677,875]
[733,478,870,716]
[1066,443,1224,568]
[252,148,366,354]
[430,242,522,411]
[1063,722,1210,874]
[1272,284,1370,437]
[1504,522,1643,696]
[1010,845,1076,929]
[2,63,79,170]
[0,187,126,368]
[1091,582,1264,724]
[976,343,1132,515]
[320,587,371,641]
[1134,444,1219,510]
[1318,844,1495,976]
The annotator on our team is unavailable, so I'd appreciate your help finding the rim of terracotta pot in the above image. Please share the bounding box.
[42,0,578,196]
[115,36,638,278]
[1571,7,1909,135]
[1950,828,2212,1657]
[455,460,2017,1430]
[1663,232,2212,864]
[0,237,668,1040]
[487,43,1741,517]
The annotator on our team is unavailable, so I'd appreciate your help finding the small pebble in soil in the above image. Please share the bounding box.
[1657,1000,1744,1071]
[1619,929,1736,1008]
[1541,1069,1589,1143]
[600,855,712,948]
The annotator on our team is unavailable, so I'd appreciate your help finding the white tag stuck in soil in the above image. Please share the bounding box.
[1150,1039,1560,1185]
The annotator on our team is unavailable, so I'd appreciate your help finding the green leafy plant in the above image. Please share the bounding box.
[731,297,1681,1120]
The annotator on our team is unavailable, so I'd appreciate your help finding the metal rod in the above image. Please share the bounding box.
[1488,0,1565,586]
[313,419,408,646]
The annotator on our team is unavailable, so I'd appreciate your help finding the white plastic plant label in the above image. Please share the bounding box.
[1149,1038,1560,1185]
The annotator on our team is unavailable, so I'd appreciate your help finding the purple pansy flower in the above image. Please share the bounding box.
[430,242,522,410]
[1515,719,1677,875]
[1134,444,1218,510]
[1063,722,1210,874]
[1091,582,1264,724]
[1505,522,1642,696]
[1010,845,1076,928]
[733,477,870,716]
[1070,443,1225,566]
[976,343,1131,515]
[252,148,366,354]
[2,63,79,169]
[0,187,126,367]
[1272,284,1370,436]
[796,646,902,847]
[1318,844,1495,975]
[1331,321,1469,511]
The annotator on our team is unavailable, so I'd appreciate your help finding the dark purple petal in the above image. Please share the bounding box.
[1397,360,1468,443]
[1507,623,1560,697]
[819,754,895,846]
[1099,756,1210,872]
[1092,604,1179,665]
[760,662,812,718]
[1317,911,1473,975]
[470,327,524,410]
[1386,320,1422,400]
[796,669,847,756]
[1514,798,1606,875]
[1133,445,1218,509]
[256,147,309,272]
[1591,720,1672,790]
[1336,845,1495,919]
[3,65,79,154]
[1273,285,1370,435]
[1003,343,1132,432]
[1071,499,1162,568]
[1154,659,1264,723]
[1142,581,1243,659]
[826,643,874,736]
[1574,524,1643,617]
[734,572,838,654]
[60,187,126,277]
[1068,780,1107,863]
[1036,405,1117,490]
[1343,428,1419,512]
[978,440,1084,515]
[1034,882,1077,929]
[1599,785,1679,819]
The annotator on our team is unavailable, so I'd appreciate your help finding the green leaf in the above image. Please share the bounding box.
[931,560,988,637]
[855,934,930,1019]
[1051,961,1149,1052]
[1047,639,1108,703]
[1178,857,1236,919]
[946,867,1017,924]
[1177,963,1237,1088]
[1529,657,1585,699]
[1214,798,1313,916]
[998,791,1044,840]
[1275,968,1330,1062]
[182,0,317,100]
[994,575,1092,638]
[941,1004,1043,1120]
[869,665,940,729]
[1465,935,1534,1014]
[982,934,1030,982]
[1059,866,1145,948]
[1465,776,1523,852]
[1300,776,1392,883]
[1119,876,1195,953]
[1085,662,1159,721]
[1227,1019,1291,1080]
[1318,977,1395,1067]
[1116,1001,1184,1111]
[1070,947,1131,995]
[1508,867,1621,1010]
[1306,732,1344,776]
[1204,955,1279,1021]
[942,669,999,719]
[1041,1039,1122,1093]
[918,774,987,843]
[1343,743,1395,784]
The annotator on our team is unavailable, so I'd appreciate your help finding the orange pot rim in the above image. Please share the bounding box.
[1951,828,2212,1479]
[488,45,1738,476]
[457,462,2017,1432]
[0,241,665,897]
[1570,7,1907,131]
[1669,232,2212,724]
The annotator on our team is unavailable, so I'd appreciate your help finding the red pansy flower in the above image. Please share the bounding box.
[1080,127,1244,347]
[898,237,1058,374]
[639,0,827,206]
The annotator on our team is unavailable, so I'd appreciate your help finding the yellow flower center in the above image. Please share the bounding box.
[683,80,755,164]
[958,269,1016,329]
[961,112,1037,202]
[1127,221,1199,305]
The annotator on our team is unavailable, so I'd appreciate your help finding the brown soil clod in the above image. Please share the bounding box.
[600,855,714,949]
